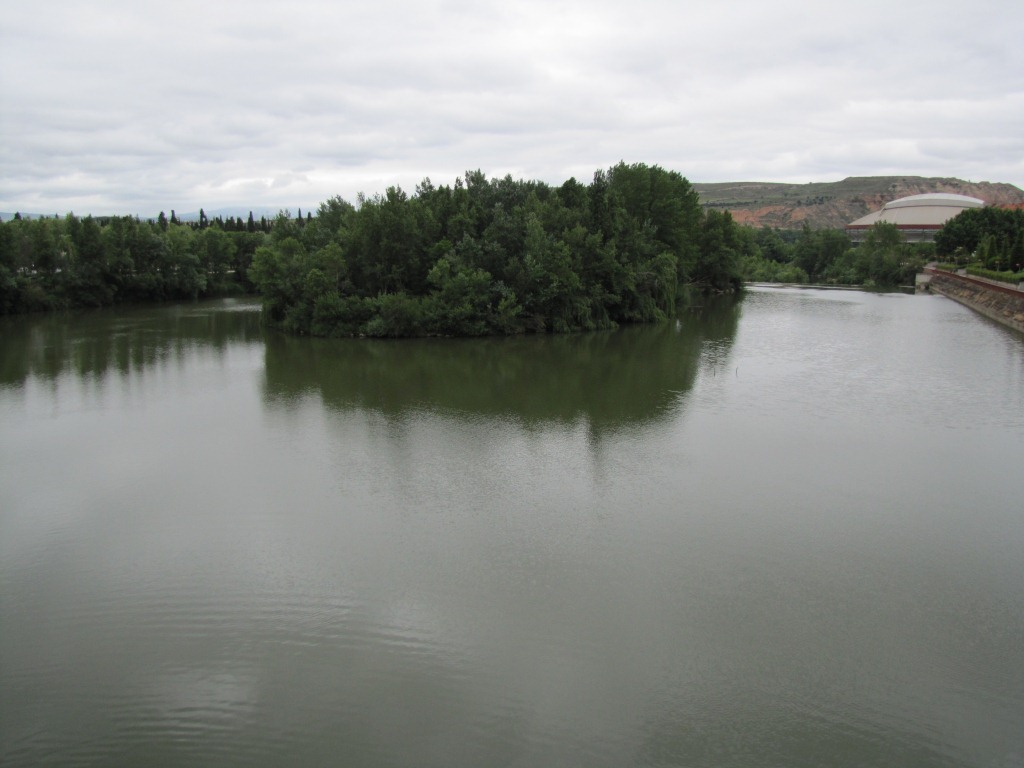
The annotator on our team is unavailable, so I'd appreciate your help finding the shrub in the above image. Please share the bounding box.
[965,266,1024,283]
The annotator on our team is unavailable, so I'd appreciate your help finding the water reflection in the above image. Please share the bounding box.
[2,289,1022,768]
[261,294,742,435]
[0,299,264,388]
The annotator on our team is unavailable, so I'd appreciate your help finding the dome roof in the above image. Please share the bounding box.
[882,193,984,210]
[848,193,985,231]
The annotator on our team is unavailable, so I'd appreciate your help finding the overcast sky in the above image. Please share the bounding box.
[2,0,1022,216]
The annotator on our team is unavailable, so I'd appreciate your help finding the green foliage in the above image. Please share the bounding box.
[822,223,926,287]
[249,164,745,337]
[756,227,790,263]
[935,207,1024,271]
[0,213,264,313]
[965,266,1024,283]
[737,221,933,288]
[792,225,851,282]
[694,209,743,291]
[3,164,750,333]
[741,252,808,283]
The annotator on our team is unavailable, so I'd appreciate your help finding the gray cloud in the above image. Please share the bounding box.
[1,0,1021,215]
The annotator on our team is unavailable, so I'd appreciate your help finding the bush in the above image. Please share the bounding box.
[965,266,1024,283]
[740,253,808,283]
[365,292,425,337]
[311,293,374,337]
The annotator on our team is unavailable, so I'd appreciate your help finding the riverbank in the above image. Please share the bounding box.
[920,267,1024,333]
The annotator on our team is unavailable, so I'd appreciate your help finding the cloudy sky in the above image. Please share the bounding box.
[2,0,1022,216]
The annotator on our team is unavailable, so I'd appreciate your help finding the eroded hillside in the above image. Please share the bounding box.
[694,176,1024,230]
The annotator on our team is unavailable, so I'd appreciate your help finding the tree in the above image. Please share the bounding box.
[935,206,1024,259]
[793,225,850,282]
[0,165,745,329]
[1011,231,1024,272]
[694,209,742,291]
[857,222,905,285]
[198,227,237,291]
[756,227,790,263]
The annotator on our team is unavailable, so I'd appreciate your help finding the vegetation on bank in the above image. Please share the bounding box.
[739,204,1024,288]
[1,164,746,333]
[737,203,1023,289]
[738,222,935,288]
[934,206,1024,273]
[0,212,263,314]
[964,266,1024,283]
[6,166,1020,331]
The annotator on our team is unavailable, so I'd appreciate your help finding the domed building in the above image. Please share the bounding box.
[846,193,985,243]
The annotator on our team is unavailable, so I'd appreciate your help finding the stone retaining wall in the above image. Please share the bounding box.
[924,271,1024,333]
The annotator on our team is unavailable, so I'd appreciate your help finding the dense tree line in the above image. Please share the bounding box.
[739,222,936,287]
[12,163,977,330]
[742,206,1024,285]
[0,213,265,313]
[250,163,743,337]
[934,207,1024,272]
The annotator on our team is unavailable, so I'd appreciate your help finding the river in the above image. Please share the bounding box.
[1,287,1022,767]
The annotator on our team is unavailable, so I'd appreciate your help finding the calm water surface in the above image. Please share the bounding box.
[2,288,1022,767]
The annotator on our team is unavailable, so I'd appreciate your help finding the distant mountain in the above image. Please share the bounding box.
[172,206,304,223]
[0,206,307,223]
[8,176,1023,231]
[0,212,49,221]
[693,176,1024,230]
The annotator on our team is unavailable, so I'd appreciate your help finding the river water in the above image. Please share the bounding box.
[1,287,1022,767]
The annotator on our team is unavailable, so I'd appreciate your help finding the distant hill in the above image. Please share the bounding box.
[693,176,1024,230]
[0,206,302,223]
[0,212,48,221]
[8,176,1023,231]
[173,206,302,223]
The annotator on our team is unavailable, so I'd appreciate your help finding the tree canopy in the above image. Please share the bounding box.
[1,164,750,332]
[249,163,743,337]
[934,206,1024,271]
[0,212,264,314]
